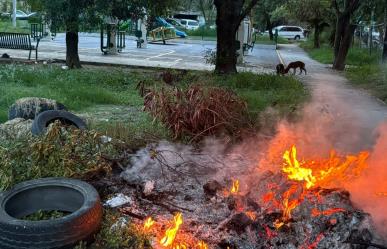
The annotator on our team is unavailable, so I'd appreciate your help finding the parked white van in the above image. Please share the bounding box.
[270,26,305,40]
[179,19,200,30]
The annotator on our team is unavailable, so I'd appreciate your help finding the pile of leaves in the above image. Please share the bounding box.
[143,84,250,140]
[0,122,117,191]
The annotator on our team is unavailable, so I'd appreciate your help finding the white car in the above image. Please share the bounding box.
[2,10,37,20]
[179,19,200,31]
[270,26,305,40]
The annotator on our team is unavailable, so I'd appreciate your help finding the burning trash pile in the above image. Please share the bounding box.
[110,138,387,249]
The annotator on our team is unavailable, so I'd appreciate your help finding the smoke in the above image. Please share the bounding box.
[345,123,387,236]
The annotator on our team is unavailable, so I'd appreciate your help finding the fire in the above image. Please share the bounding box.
[311,208,346,217]
[230,179,239,194]
[173,244,187,249]
[197,241,208,249]
[160,212,183,247]
[282,145,369,189]
[282,146,316,189]
[144,217,155,230]
[245,211,257,221]
[271,145,370,229]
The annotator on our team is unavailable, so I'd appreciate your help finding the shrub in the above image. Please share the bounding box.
[0,122,116,190]
[143,84,250,140]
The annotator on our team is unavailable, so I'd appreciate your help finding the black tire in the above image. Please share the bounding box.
[294,35,301,41]
[0,178,103,249]
[31,110,87,136]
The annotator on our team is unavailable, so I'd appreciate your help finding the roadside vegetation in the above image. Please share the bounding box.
[300,33,387,102]
[300,39,381,66]
[0,19,29,32]
[0,63,309,248]
[0,64,308,135]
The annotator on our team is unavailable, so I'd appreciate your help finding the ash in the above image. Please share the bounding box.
[118,141,386,249]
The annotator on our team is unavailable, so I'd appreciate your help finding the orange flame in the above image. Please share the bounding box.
[282,145,369,189]
[173,244,187,249]
[197,241,208,249]
[311,208,346,217]
[245,211,257,221]
[231,179,239,194]
[283,146,316,189]
[160,213,183,247]
[274,185,301,229]
[143,217,155,230]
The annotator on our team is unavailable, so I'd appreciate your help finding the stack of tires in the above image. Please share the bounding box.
[7,97,86,136]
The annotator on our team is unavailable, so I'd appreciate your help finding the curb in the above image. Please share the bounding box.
[276,48,285,65]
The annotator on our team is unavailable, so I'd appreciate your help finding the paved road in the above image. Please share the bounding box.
[0,33,280,72]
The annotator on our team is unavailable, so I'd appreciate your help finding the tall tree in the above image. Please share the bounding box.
[286,0,331,48]
[331,0,361,70]
[29,0,178,69]
[27,0,94,68]
[214,0,259,74]
[197,0,215,26]
[254,0,285,40]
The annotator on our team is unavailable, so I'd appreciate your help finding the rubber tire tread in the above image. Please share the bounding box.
[0,178,102,249]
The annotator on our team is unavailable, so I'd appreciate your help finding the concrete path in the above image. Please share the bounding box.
[277,44,387,151]
[0,33,279,73]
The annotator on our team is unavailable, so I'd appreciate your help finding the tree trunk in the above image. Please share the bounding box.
[66,31,81,69]
[333,23,356,70]
[265,13,273,40]
[313,23,321,49]
[383,2,387,62]
[333,15,349,58]
[214,0,243,74]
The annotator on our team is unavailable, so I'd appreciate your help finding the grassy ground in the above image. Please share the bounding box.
[255,35,290,45]
[346,64,387,102]
[300,39,381,66]
[0,64,170,146]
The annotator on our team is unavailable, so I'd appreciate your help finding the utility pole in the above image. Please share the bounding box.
[12,0,16,27]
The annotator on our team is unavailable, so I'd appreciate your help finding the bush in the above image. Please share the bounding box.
[0,122,116,191]
[186,26,217,37]
[143,84,250,140]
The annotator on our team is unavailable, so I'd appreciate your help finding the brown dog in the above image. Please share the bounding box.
[284,61,307,75]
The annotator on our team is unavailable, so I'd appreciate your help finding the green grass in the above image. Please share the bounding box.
[0,64,308,142]
[346,64,387,102]
[255,35,290,45]
[186,27,217,37]
[0,19,30,33]
[0,64,171,146]
[216,72,308,116]
[0,64,144,122]
[300,39,381,66]
[175,71,309,119]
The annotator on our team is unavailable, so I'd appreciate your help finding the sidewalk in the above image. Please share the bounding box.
[277,44,387,150]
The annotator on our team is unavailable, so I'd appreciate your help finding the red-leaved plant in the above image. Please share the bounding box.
[142,84,250,140]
